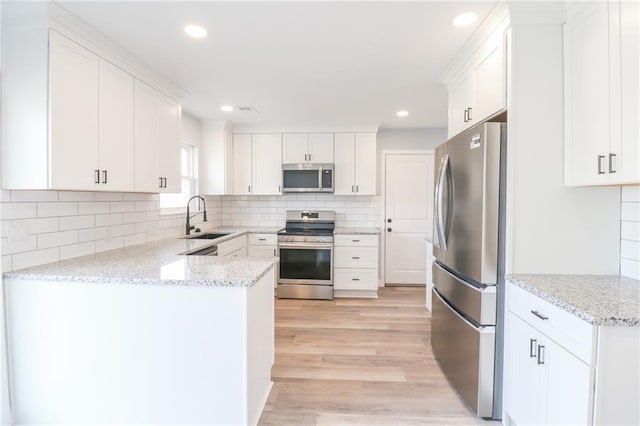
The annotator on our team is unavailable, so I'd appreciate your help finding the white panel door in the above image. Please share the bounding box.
[354,133,376,195]
[564,3,611,185]
[471,31,506,124]
[157,94,181,193]
[252,134,282,195]
[504,312,542,426]
[282,134,308,163]
[384,154,432,284]
[98,60,134,192]
[334,133,355,195]
[134,80,160,192]
[233,134,252,195]
[542,337,594,425]
[49,30,99,190]
[308,133,334,163]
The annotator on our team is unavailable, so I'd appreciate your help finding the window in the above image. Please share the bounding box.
[160,143,198,213]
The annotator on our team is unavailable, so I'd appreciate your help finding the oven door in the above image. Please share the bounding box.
[278,242,333,285]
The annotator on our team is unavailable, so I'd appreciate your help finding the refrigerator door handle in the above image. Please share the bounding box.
[444,155,454,243]
[435,154,449,251]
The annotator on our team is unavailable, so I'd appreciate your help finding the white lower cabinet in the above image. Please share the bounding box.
[248,234,277,259]
[504,282,639,426]
[217,235,247,257]
[334,234,379,297]
[505,311,593,426]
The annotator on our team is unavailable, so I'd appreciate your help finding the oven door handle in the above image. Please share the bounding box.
[278,243,333,250]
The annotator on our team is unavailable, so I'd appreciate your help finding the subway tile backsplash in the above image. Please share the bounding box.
[0,190,381,272]
[1,190,221,272]
[621,186,640,280]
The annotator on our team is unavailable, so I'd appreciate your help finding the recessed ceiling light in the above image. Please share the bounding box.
[452,12,478,27]
[396,110,409,117]
[220,105,234,112]
[184,24,208,39]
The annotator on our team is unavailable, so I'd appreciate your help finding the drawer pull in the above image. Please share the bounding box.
[529,339,537,358]
[537,345,545,365]
[352,256,360,260]
[352,239,360,242]
[531,310,549,321]
[258,238,267,241]
[352,278,360,281]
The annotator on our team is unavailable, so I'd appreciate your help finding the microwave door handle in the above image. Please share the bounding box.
[435,154,449,251]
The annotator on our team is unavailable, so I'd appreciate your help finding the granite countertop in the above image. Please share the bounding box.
[507,274,640,327]
[205,226,284,235]
[3,235,276,288]
[334,227,381,235]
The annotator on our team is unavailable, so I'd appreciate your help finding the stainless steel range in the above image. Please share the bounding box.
[277,210,335,300]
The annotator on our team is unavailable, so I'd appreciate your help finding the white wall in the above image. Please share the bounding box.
[621,186,640,279]
[506,22,620,275]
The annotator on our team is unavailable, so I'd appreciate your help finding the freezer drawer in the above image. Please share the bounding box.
[431,288,495,418]
[433,261,496,326]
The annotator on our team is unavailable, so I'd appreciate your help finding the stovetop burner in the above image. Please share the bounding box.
[279,210,335,242]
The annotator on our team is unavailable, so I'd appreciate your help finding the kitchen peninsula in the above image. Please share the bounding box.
[3,236,276,426]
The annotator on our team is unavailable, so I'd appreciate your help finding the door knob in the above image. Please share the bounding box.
[387,218,392,223]
[387,227,392,232]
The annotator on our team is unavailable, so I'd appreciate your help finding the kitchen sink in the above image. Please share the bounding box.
[187,232,230,240]
[184,245,218,256]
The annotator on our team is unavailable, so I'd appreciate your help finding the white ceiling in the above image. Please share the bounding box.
[57,1,497,130]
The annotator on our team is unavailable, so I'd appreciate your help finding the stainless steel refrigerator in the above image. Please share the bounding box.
[431,121,506,419]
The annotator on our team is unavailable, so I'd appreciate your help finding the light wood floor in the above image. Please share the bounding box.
[259,287,495,425]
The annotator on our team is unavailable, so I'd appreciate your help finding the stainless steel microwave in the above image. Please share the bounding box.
[282,164,334,193]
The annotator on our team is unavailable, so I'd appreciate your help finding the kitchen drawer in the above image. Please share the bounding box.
[334,234,378,247]
[334,246,378,268]
[334,268,378,291]
[218,235,247,257]
[248,233,277,246]
[248,245,277,258]
[507,283,596,366]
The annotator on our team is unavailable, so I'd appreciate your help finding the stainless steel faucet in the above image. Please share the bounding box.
[185,195,208,235]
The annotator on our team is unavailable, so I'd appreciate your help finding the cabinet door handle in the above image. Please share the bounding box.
[352,278,360,281]
[537,345,545,365]
[248,185,251,193]
[273,249,276,256]
[467,107,473,121]
[356,185,359,192]
[531,310,549,321]
[597,155,606,175]
[529,339,537,358]
[278,185,281,192]
[352,256,360,260]
[159,177,163,188]
[164,178,167,188]
[308,154,312,161]
[609,153,617,174]
[95,170,100,184]
[351,185,355,193]
[258,238,267,241]
[463,109,468,123]
[102,170,108,184]
[352,239,360,242]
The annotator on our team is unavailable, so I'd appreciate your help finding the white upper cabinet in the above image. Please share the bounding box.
[334,133,376,195]
[134,81,181,193]
[282,134,309,163]
[252,134,283,195]
[282,133,334,163]
[49,30,100,191]
[445,22,507,138]
[233,134,282,196]
[98,60,134,192]
[564,0,639,186]
[156,94,181,193]
[2,14,182,192]
[233,134,253,195]
[308,133,335,163]
[201,124,234,195]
